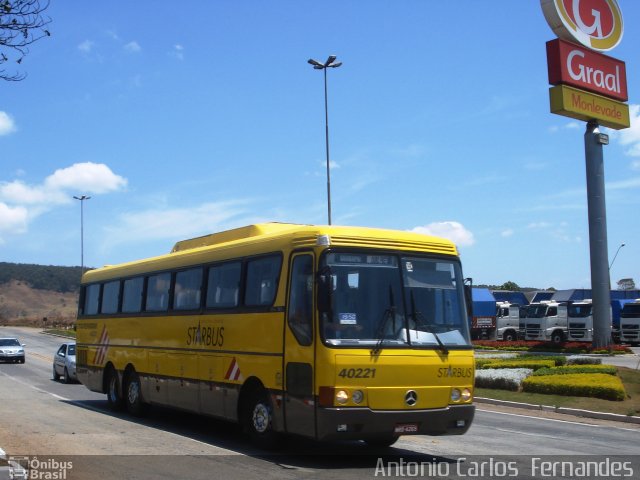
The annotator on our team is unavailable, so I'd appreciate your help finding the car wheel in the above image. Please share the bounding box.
[124,370,147,416]
[63,367,70,384]
[106,367,124,410]
[19,357,25,364]
[53,365,60,381]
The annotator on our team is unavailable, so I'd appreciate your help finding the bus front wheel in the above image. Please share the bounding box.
[243,389,279,447]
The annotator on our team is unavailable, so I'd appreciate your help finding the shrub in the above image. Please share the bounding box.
[522,373,626,401]
[532,365,617,376]
[517,355,566,366]
[566,355,602,365]
[475,368,533,391]
[480,359,556,371]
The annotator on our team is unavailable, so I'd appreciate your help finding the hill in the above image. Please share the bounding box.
[0,263,82,326]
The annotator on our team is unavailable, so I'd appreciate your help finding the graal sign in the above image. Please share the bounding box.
[541,0,623,51]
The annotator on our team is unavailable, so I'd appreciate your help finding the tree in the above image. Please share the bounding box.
[0,0,51,81]
[499,281,520,292]
[617,278,636,290]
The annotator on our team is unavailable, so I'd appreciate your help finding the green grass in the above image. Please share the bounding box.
[43,328,76,338]
[476,366,640,416]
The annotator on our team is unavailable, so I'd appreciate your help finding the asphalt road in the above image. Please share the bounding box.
[1,326,639,480]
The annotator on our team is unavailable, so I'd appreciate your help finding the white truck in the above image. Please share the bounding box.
[524,300,596,343]
[524,301,566,343]
[495,301,523,341]
[566,299,594,342]
[620,299,640,345]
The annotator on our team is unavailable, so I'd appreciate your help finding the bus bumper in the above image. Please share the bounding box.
[316,404,475,441]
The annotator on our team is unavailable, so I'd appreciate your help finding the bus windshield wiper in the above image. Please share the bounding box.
[410,290,449,355]
[372,286,397,354]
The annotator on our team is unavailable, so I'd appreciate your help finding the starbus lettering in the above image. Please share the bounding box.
[567,49,621,94]
[187,325,224,347]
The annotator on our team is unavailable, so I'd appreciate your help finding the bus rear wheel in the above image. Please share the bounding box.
[106,367,123,410]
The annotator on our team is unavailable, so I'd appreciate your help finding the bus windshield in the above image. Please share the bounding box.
[321,252,471,348]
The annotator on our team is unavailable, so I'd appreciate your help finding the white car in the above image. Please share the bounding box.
[53,342,77,383]
[0,337,25,363]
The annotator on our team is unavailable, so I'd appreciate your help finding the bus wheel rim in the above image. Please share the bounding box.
[252,403,270,433]
[128,380,140,404]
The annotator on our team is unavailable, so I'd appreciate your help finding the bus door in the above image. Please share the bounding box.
[283,253,316,437]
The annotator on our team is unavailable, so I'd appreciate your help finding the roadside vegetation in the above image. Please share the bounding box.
[474,339,632,354]
[475,353,640,416]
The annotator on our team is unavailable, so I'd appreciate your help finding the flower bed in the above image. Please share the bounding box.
[532,365,617,377]
[475,368,533,391]
[473,340,631,354]
[479,359,557,371]
[522,373,626,401]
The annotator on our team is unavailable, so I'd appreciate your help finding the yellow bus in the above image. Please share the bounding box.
[76,223,475,446]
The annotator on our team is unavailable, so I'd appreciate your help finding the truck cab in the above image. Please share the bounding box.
[524,301,567,344]
[620,299,640,345]
[566,300,593,342]
[495,302,522,341]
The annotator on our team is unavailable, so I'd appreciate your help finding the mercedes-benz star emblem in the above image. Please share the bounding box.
[405,390,418,406]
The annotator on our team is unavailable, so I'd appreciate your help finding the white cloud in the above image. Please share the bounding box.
[501,228,514,238]
[170,44,184,60]
[0,111,17,135]
[631,160,640,171]
[617,104,640,157]
[45,162,127,194]
[410,221,475,247]
[0,162,127,238]
[124,41,141,53]
[102,200,250,248]
[78,40,94,53]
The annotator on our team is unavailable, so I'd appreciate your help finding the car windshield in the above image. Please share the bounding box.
[0,338,20,347]
[67,345,76,355]
[321,252,471,348]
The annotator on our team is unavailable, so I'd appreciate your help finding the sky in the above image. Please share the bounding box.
[1,0,639,290]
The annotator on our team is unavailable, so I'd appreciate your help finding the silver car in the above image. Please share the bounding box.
[52,342,77,383]
[0,337,25,363]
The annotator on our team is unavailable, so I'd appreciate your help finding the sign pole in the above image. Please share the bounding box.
[584,120,612,348]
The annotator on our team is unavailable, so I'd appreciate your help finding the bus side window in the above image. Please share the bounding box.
[245,255,281,307]
[174,267,203,310]
[84,284,100,315]
[287,255,313,346]
[122,277,144,313]
[101,280,120,314]
[146,273,171,312]
[206,261,241,309]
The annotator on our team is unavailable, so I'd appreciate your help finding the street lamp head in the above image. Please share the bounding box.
[73,195,91,201]
[308,58,323,68]
[329,61,342,68]
[325,55,337,66]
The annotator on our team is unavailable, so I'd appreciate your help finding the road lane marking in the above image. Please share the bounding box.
[477,408,640,433]
[0,370,71,402]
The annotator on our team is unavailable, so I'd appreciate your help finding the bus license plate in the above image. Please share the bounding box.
[394,423,418,434]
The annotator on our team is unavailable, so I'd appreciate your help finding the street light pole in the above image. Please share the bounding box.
[609,243,626,270]
[308,55,342,225]
[73,195,91,275]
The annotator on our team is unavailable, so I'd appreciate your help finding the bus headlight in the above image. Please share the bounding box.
[461,388,472,402]
[336,390,349,404]
[352,390,364,404]
[450,388,461,402]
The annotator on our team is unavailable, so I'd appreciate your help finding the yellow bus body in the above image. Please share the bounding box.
[76,223,475,443]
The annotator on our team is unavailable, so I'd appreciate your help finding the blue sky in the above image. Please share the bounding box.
[1,0,639,290]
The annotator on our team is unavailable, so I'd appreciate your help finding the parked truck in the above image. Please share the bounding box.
[565,299,594,342]
[495,301,523,341]
[619,299,640,345]
[524,300,566,344]
[471,287,496,340]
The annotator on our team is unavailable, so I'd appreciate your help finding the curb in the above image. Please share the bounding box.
[476,396,640,425]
